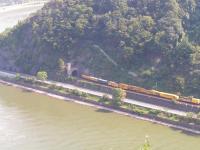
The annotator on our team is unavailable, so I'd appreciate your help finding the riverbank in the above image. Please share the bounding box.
[0,79,200,134]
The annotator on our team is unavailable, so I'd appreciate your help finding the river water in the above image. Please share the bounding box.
[0,2,47,32]
[0,84,199,150]
[0,1,200,149]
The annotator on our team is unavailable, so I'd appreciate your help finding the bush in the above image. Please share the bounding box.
[65,76,77,82]
[36,71,48,80]
[149,109,160,115]
[99,94,110,103]
[81,92,89,97]
[15,73,21,80]
[112,88,126,106]
[49,84,56,90]
[72,89,82,96]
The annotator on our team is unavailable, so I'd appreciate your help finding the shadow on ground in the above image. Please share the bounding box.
[170,126,200,137]
[96,108,112,113]
[21,88,33,93]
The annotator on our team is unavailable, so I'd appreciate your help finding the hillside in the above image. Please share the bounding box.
[0,0,200,98]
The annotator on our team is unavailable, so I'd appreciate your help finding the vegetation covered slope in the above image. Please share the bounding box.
[0,0,200,98]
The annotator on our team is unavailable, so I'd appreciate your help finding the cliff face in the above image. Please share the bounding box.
[0,0,200,97]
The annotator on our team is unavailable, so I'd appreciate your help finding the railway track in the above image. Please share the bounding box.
[67,78,200,113]
[1,69,200,115]
[0,70,192,117]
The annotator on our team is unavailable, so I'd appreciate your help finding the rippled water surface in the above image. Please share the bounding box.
[0,84,200,150]
[0,2,45,32]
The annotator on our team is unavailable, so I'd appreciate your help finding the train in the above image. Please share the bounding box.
[81,74,200,105]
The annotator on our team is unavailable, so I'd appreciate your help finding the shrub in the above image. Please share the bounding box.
[15,73,21,80]
[36,71,48,80]
[99,95,110,103]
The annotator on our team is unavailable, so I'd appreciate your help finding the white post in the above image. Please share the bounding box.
[66,63,71,77]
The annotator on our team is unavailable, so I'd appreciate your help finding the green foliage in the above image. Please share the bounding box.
[186,112,195,118]
[112,88,126,106]
[185,112,197,123]
[36,71,48,80]
[15,73,21,80]
[174,76,185,92]
[1,0,200,98]
[71,89,89,97]
[140,136,151,150]
[58,58,65,72]
[99,94,110,103]
[71,89,82,96]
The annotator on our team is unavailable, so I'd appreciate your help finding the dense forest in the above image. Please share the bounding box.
[0,0,200,98]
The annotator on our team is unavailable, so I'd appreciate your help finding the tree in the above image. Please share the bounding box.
[123,46,134,58]
[36,71,48,80]
[140,136,151,150]
[58,58,65,72]
[15,73,21,80]
[174,76,185,92]
[112,88,126,106]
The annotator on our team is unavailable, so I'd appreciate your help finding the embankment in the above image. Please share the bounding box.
[0,79,200,135]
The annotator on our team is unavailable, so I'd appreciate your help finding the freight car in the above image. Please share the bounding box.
[128,85,153,95]
[108,81,118,88]
[81,74,98,82]
[180,97,200,105]
[150,90,179,100]
[192,98,200,104]
[81,74,200,105]
[119,83,129,90]
[81,74,108,85]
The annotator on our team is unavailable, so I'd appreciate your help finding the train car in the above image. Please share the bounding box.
[96,78,108,85]
[153,90,179,100]
[148,90,161,97]
[179,96,190,103]
[81,74,98,82]
[108,81,119,88]
[180,97,200,105]
[128,85,152,95]
[139,89,156,96]
[128,85,143,92]
[81,74,108,85]
[191,98,200,104]
[119,83,129,90]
